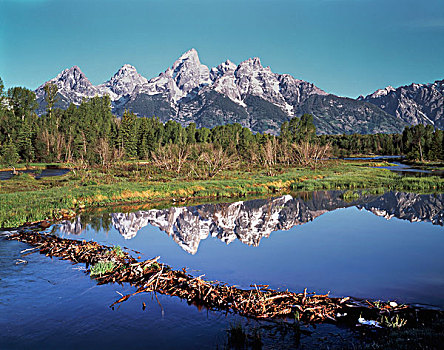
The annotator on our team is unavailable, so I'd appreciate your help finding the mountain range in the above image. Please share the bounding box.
[59,191,443,255]
[35,49,443,134]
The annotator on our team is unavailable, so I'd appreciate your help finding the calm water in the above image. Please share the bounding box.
[345,156,444,177]
[1,190,443,349]
[0,168,70,181]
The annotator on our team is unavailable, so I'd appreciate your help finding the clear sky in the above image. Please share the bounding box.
[1,0,443,97]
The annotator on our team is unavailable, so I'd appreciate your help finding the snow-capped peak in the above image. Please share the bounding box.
[234,56,290,108]
[236,57,269,72]
[97,63,148,100]
[368,85,396,99]
[35,65,98,103]
[171,48,211,91]
[34,50,328,123]
[210,59,237,80]
[120,63,137,71]
[47,65,91,90]
[177,48,200,63]
[139,48,212,103]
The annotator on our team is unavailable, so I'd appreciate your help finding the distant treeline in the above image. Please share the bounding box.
[0,81,443,167]
[321,124,443,161]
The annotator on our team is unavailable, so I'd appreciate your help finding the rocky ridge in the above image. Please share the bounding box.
[360,80,444,129]
[34,49,423,134]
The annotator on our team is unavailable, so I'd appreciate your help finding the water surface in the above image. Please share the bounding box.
[0,168,70,181]
[345,156,444,177]
[1,190,443,349]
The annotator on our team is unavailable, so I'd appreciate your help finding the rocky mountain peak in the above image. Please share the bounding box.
[236,57,266,73]
[35,65,97,103]
[224,59,236,67]
[141,48,211,103]
[97,63,148,99]
[176,48,199,62]
[54,65,91,88]
[368,85,396,99]
[210,59,237,80]
[120,63,137,71]
[363,79,444,128]
[172,49,211,93]
[433,79,444,93]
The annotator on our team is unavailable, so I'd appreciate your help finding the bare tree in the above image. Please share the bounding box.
[258,138,278,176]
[292,141,331,168]
[151,145,173,171]
[174,145,191,174]
[55,133,65,162]
[95,138,111,167]
[277,139,292,166]
[151,144,191,174]
[65,134,73,163]
[199,144,237,178]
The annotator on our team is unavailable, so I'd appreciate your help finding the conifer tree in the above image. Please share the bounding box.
[44,82,58,123]
[118,110,138,158]
[1,138,20,172]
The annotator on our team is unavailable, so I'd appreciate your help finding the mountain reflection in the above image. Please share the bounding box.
[59,191,443,254]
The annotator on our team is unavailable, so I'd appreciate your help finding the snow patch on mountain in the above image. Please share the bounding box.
[363,79,444,128]
[35,49,327,117]
[97,64,149,101]
[137,48,212,103]
[368,86,396,99]
[35,66,99,105]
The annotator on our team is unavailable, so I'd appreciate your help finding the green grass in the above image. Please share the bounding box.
[90,261,116,276]
[110,245,124,258]
[1,160,442,228]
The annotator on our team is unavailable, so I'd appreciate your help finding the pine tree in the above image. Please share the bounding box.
[118,110,138,158]
[1,138,20,172]
[17,117,34,162]
[44,82,58,123]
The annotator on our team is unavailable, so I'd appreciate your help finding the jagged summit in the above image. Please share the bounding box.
[177,48,200,62]
[366,85,396,99]
[362,79,444,128]
[34,49,443,134]
[132,48,212,103]
[51,65,89,86]
[97,63,148,100]
[210,59,237,80]
[42,65,88,88]
[35,65,97,105]
[237,57,266,71]
[171,48,211,96]
[120,63,137,70]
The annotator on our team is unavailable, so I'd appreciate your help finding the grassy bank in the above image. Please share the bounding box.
[1,160,443,228]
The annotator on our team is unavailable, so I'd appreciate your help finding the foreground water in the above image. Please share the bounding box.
[1,190,443,349]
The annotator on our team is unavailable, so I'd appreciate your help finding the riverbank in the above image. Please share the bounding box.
[1,160,443,228]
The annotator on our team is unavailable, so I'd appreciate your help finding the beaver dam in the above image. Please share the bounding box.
[8,227,441,329]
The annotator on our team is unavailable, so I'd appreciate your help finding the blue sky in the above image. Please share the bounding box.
[1,0,443,97]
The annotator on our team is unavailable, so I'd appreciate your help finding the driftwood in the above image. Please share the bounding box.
[8,228,437,327]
